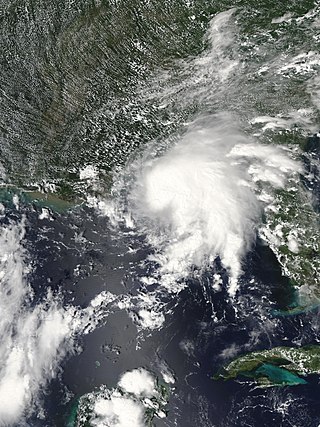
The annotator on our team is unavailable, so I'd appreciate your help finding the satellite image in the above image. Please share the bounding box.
[0,1,320,426]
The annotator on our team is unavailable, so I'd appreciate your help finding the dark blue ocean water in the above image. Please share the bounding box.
[6,201,319,427]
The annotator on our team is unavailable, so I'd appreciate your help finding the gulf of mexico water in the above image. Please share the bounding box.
[0,1,320,426]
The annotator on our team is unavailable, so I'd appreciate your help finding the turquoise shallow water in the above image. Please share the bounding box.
[255,364,308,386]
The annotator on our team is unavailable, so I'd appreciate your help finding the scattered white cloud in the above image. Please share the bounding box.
[0,219,77,425]
[118,368,156,397]
[92,396,145,427]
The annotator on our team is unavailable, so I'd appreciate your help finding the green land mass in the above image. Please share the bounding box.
[214,345,320,387]
[73,379,169,427]
[260,180,320,314]
[1,0,317,199]
[1,0,319,310]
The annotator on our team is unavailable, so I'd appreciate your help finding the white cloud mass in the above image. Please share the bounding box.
[124,114,302,295]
